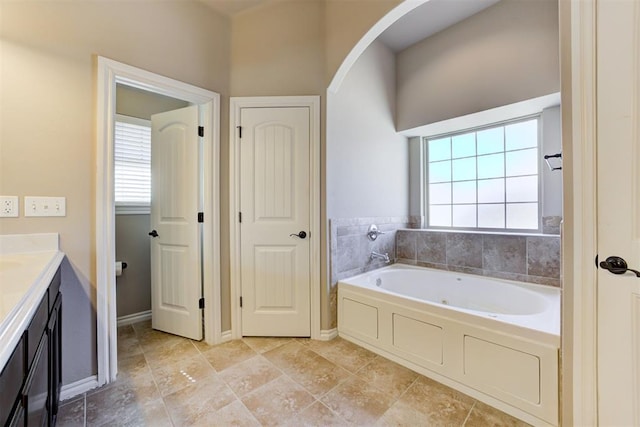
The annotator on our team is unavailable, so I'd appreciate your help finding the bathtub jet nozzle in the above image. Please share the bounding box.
[370,251,391,264]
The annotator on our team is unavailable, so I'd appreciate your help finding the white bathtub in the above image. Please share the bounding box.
[337,264,560,427]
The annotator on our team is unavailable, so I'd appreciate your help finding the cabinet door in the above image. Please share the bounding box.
[48,294,62,423]
[0,336,24,426]
[25,337,49,427]
[26,294,48,371]
[7,399,25,427]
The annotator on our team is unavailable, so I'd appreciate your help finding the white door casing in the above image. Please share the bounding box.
[150,105,202,340]
[240,107,311,336]
[229,96,321,340]
[96,57,220,386]
[596,1,640,425]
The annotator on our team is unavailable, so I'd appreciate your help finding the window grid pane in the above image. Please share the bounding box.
[426,117,539,231]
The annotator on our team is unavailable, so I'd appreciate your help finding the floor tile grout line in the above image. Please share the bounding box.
[392,375,420,403]
[114,324,525,426]
[284,347,398,425]
[310,398,353,426]
[461,400,477,426]
[177,352,263,427]
[303,344,373,376]
[143,343,176,427]
[220,379,263,426]
[262,359,354,426]
[119,328,177,427]
[213,342,347,424]
[281,340,409,407]
[259,341,355,403]
[313,371,357,402]
[210,348,286,424]
[219,354,310,426]
[241,336,293,354]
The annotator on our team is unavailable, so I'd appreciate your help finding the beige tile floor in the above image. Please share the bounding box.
[56,320,530,426]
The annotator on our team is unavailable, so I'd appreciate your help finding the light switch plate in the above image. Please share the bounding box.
[24,196,66,217]
[0,196,19,217]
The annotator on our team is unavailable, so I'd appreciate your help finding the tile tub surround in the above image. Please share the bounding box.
[56,321,530,426]
[329,217,421,329]
[542,216,562,235]
[396,230,562,287]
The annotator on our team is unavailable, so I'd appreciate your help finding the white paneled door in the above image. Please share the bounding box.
[150,105,202,340]
[240,107,311,336]
[596,1,640,425]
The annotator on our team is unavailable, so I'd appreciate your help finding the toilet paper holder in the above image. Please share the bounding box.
[115,261,128,277]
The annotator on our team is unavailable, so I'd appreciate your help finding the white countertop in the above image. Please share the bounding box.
[0,233,64,370]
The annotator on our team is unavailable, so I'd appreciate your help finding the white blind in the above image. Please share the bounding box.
[114,115,151,206]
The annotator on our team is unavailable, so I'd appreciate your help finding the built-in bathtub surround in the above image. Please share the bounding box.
[338,264,560,426]
[396,230,561,288]
[329,217,420,329]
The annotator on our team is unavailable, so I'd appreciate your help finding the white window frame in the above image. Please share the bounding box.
[114,114,151,215]
[423,114,542,233]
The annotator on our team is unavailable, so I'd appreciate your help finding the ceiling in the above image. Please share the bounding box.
[378,0,500,52]
[198,0,500,52]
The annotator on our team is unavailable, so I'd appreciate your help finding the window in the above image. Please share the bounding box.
[114,115,151,213]
[425,116,540,231]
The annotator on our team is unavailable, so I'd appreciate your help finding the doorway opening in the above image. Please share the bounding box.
[228,96,321,340]
[113,84,189,328]
[96,57,221,386]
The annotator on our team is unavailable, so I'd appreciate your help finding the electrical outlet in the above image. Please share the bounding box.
[0,196,19,217]
[24,196,66,217]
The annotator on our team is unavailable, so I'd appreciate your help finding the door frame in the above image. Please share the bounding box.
[96,56,222,385]
[559,0,598,425]
[229,96,321,340]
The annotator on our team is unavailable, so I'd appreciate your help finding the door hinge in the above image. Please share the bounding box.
[198,212,204,223]
[239,212,242,223]
[199,297,205,309]
[198,126,204,137]
[240,296,243,307]
[237,126,242,138]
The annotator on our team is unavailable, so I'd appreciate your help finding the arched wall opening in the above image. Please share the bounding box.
[324,0,562,330]
[324,1,566,424]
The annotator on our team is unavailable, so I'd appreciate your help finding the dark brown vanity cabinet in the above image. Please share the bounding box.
[0,267,62,427]
[0,337,24,426]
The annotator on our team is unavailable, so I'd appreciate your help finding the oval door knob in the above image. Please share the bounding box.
[290,231,307,239]
[599,256,640,277]
[148,230,159,238]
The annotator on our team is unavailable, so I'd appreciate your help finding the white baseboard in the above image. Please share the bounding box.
[319,328,338,341]
[221,330,233,342]
[117,310,152,327]
[60,375,99,401]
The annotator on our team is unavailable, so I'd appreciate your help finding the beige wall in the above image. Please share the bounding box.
[230,0,325,330]
[0,0,230,384]
[0,0,409,363]
[326,40,409,329]
[230,0,325,96]
[396,0,559,131]
[324,0,402,85]
[327,40,408,219]
[230,0,402,330]
[230,0,402,95]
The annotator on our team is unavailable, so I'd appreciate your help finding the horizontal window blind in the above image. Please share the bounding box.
[114,115,151,206]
